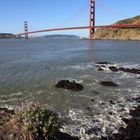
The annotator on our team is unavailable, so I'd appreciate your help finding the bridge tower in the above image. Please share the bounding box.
[89,0,95,39]
[24,21,29,39]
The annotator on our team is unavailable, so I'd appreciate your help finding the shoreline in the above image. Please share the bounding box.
[0,98,140,140]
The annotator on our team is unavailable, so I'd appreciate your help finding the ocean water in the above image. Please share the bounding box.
[0,38,140,139]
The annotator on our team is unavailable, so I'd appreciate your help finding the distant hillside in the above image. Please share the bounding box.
[44,34,79,39]
[95,15,140,40]
[0,33,15,39]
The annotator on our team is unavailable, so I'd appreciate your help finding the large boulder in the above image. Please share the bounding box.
[55,80,83,91]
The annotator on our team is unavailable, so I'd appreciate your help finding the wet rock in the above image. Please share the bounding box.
[103,106,140,140]
[109,66,118,72]
[122,118,130,124]
[130,106,140,117]
[109,99,116,105]
[86,107,93,112]
[55,80,83,91]
[100,81,118,87]
[108,111,114,115]
[96,61,113,65]
[132,97,140,103]
[98,68,104,71]
[119,67,140,75]
[101,136,114,140]
[85,126,102,136]
[54,131,79,140]
[90,99,95,102]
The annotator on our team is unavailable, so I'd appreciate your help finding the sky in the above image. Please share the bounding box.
[0,0,140,37]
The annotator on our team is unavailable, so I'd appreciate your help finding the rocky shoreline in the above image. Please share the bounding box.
[0,61,140,140]
[101,100,140,140]
[0,100,140,140]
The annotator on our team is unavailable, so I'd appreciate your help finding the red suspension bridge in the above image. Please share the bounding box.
[16,0,140,39]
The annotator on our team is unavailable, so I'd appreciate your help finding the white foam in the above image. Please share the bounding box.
[63,62,95,71]
[61,93,140,140]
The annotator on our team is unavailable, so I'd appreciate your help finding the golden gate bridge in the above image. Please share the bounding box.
[16,0,140,40]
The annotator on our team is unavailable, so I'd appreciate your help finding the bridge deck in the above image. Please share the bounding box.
[17,24,140,36]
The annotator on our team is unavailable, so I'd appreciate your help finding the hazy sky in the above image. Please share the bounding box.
[0,0,140,36]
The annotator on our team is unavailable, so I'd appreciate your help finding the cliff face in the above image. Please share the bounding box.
[95,15,140,40]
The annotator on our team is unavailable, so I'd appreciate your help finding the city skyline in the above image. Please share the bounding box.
[0,0,140,36]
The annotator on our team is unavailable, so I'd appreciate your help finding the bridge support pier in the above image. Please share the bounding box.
[24,21,29,39]
[16,35,21,39]
[89,0,95,39]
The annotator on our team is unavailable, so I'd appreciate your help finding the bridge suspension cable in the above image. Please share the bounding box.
[97,1,128,19]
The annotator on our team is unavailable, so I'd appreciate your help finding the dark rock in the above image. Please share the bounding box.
[109,99,116,105]
[100,65,106,67]
[138,77,140,79]
[103,106,140,140]
[109,66,118,72]
[119,67,140,75]
[86,107,93,112]
[122,118,130,124]
[130,106,140,117]
[85,126,102,136]
[55,80,83,91]
[108,111,113,115]
[132,97,140,103]
[54,131,79,140]
[90,99,95,102]
[118,127,126,133]
[100,81,118,87]
[113,133,124,140]
[118,67,126,71]
[101,136,114,140]
[96,61,113,65]
[98,68,104,71]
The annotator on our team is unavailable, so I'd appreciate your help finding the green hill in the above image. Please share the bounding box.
[95,15,140,40]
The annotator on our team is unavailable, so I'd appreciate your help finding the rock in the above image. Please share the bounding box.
[54,131,79,140]
[96,61,113,65]
[109,66,118,72]
[103,105,140,140]
[118,67,126,71]
[90,99,95,102]
[108,99,116,105]
[119,67,140,75]
[130,106,140,117]
[85,126,102,136]
[98,68,104,71]
[100,81,118,87]
[132,97,140,103]
[55,80,83,91]
[85,107,93,112]
[122,118,130,124]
